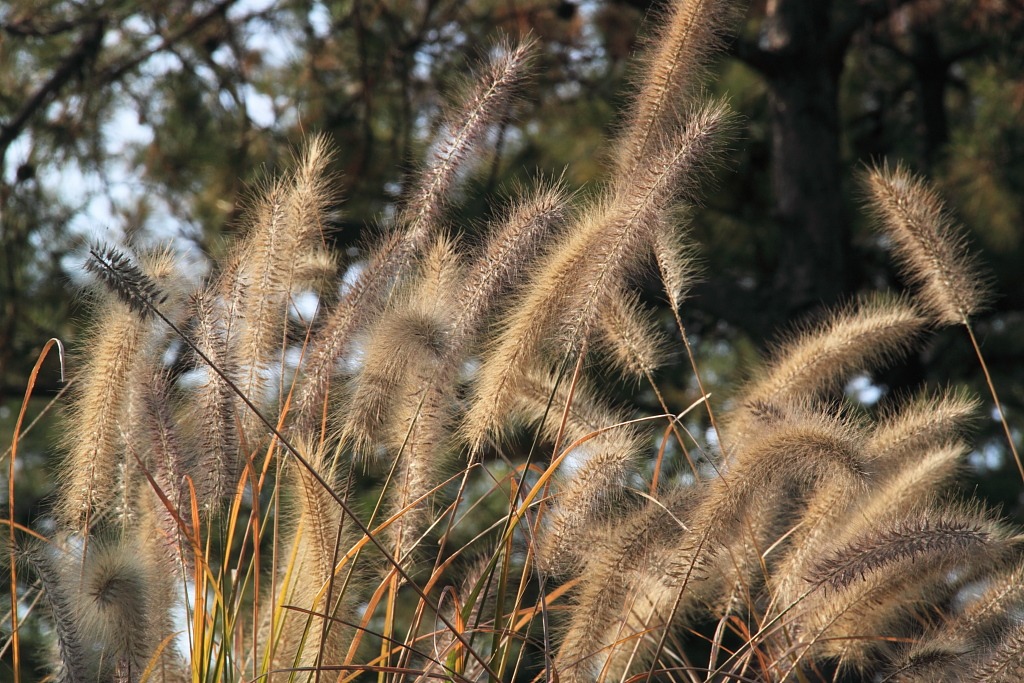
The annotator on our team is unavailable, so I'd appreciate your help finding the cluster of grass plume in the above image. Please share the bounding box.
[6,1,1024,682]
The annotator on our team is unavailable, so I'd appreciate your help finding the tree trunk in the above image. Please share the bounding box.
[910,26,951,171]
[760,0,850,320]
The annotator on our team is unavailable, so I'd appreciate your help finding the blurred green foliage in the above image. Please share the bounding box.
[2,1,1023,677]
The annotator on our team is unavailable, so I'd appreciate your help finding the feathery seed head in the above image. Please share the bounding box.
[20,542,93,679]
[340,240,459,457]
[740,293,928,412]
[736,402,870,475]
[955,561,1024,638]
[560,98,732,356]
[34,14,1024,682]
[184,289,242,506]
[63,244,188,533]
[868,388,980,469]
[616,0,741,175]
[653,213,699,309]
[455,180,569,336]
[74,539,160,679]
[806,506,998,592]
[460,107,731,452]
[510,366,645,573]
[885,639,974,683]
[340,314,434,458]
[835,442,971,558]
[266,438,357,670]
[399,38,535,245]
[864,162,992,326]
[692,403,870,569]
[292,45,533,432]
[969,622,1024,682]
[85,245,169,320]
[595,289,671,380]
[791,503,1007,671]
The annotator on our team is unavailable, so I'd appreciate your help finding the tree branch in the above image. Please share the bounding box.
[828,0,919,62]
[1,16,87,38]
[0,19,105,163]
[98,0,239,83]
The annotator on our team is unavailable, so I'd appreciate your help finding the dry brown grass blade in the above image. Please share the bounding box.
[8,337,64,683]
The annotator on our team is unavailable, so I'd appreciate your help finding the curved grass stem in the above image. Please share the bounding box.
[965,322,1024,483]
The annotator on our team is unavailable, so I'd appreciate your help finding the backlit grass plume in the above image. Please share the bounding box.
[63,246,184,534]
[739,293,927,414]
[865,162,990,326]
[462,98,732,454]
[866,162,1023,482]
[291,39,535,434]
[615,0,740,175]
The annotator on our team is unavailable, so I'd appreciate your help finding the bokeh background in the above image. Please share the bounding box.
[2,0,1023,676]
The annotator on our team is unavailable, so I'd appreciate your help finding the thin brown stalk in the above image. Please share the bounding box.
[653,215,725,467]
[594,291,701,478]
[965,323,1024,481]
